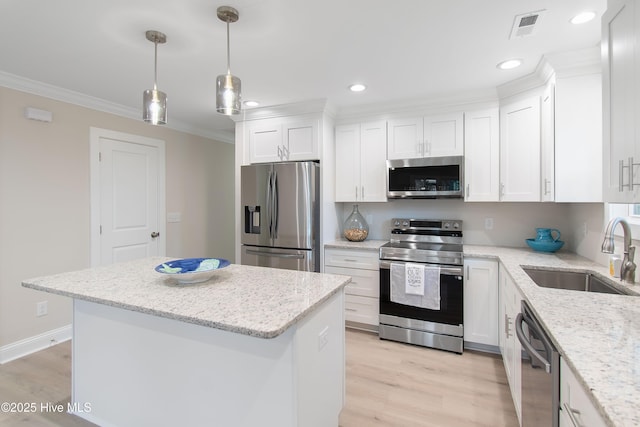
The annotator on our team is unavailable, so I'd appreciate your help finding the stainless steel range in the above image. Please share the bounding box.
[379,218,464,353]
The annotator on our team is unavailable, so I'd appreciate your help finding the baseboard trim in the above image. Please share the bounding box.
[0,324,72,364]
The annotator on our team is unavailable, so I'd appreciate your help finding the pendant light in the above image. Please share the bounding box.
[216,6,241,115]
[143,30,168,125]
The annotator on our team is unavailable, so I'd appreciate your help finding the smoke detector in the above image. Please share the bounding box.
[510,10,546,39]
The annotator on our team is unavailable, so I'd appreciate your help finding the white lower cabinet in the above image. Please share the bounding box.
[560,358,607,427]
[499,263,523,424]
[463,257,499,348]
[324,247,379,331]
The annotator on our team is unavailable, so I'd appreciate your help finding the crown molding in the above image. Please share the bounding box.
[0,71,234,144]
[497,46,601,99]
[230,99,335,122]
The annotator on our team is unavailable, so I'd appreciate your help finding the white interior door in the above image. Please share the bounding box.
[90,128,166,266]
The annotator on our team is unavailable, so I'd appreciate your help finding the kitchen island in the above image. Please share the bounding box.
[22,257,350,427]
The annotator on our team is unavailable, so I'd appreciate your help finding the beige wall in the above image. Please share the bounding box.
[0,86,235,347]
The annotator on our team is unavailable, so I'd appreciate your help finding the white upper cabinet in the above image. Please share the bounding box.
[387,112,463,159]
[554,71,602,202]
[603,0,640,202]
[249,117,319,163]
[464,108,500,201]
[500,96,541,201]
[335,121,387,202]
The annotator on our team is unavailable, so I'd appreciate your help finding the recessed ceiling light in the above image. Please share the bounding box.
[349,83,367,92]
[570,11,596,24]
[497,59,523,70]
[243,100,259,107]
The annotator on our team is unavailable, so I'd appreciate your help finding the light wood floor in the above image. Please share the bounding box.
[0,330,517,427]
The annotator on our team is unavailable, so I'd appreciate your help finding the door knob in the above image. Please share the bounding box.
[151,232,160,238]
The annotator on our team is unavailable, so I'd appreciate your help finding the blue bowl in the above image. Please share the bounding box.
[525,238,564,253]
[155,257,230,284]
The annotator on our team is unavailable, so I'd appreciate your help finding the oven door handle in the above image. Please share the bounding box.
[378,260,462,276]
[515,312,552,374]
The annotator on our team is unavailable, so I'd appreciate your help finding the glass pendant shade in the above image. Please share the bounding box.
[216,73,241,115]
[143,88,167,125]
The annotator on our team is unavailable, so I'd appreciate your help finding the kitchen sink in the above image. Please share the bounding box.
[522,267,634,295]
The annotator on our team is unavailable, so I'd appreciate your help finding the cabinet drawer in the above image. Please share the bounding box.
[560,358,607,427]
[345,294,379,326]
[324,266,379,298]
[324,248,379,270]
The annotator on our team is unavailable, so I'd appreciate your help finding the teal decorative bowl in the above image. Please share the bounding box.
[525,238,564,253]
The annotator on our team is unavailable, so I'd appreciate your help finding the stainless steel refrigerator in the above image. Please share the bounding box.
[241,161,320,272]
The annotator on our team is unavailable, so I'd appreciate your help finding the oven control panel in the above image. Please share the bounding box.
[391,218,462,231]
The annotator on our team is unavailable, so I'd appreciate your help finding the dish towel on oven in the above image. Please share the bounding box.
[390,262,441,310]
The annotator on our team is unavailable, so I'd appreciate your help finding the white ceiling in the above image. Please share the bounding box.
[0,0,606,143]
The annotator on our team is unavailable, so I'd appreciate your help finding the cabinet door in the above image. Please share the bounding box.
[335,124,361,202]
[541,81,555,202]
[285,119,319,161]
[387,117,423,160]
[425,112,464,157]
[603,0,639,202]
[499,264,523,422]
[500,96,541,201]
[555,73,603,202]
[463,258,498,346]
[249,121,283,163]
[560,358,608,427]
[360,121,387,202]
[464,108,500,201]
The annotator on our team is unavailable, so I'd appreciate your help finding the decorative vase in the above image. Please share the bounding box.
[343,204,369,242]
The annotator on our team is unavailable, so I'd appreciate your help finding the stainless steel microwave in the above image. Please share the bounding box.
[387,156,464,199]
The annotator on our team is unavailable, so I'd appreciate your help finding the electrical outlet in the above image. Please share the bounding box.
[485,218,494,230]
[36,301,48,317]
[318,326,329,351]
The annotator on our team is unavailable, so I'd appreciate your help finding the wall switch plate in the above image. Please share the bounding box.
[167,212,182,223]
[36,301,48,317]
[485,218,494,230]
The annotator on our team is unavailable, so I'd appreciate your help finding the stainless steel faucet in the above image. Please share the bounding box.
[601,217,636,284]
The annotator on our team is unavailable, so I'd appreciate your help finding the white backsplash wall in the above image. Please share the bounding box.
[339,200,607,261]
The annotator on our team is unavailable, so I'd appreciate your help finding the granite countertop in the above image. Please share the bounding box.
[464,245,640,427]
[21,257,351,339]
[324,239,388,250]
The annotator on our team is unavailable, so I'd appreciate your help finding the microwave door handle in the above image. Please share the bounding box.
[515,313,551,374]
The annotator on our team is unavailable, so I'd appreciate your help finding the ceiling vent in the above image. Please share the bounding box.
[510,10,546,39]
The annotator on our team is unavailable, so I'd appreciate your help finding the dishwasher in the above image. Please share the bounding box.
[516,301,560,427]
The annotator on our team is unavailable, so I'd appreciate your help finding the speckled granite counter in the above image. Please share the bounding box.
[22,257,351,338]
[23,257,349,426]
[324,239,387,251]
[465,245,640,427]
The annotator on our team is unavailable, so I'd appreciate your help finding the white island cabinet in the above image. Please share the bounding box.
[22,258,350,427]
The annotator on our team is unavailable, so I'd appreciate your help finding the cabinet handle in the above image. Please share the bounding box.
[505,314,511,338]
[544,179,549,195]
[630,157,635,191]
[466,184,470,198]
[619,159,625,192]
[500,182,505,198]
[465,265,469,281]
[425,141,430,156]
[563,403,584,427]
[355,186,358,199]
[345,308,358,312]
[344,259,358,262]
[277,145,282,160]
[362,186,365,200]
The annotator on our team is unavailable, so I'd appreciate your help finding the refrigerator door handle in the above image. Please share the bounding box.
[245,249,305,259]
[273,171,279,239]
[265,171,273,239]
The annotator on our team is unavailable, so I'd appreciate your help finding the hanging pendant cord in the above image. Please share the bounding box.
[153,40,159,91]
[226,21,231,75]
